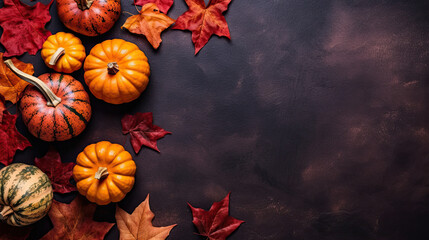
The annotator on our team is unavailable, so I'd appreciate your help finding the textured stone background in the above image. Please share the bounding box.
[1,0,429,239]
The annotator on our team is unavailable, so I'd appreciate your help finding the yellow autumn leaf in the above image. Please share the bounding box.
[122,3,175,49]
[115,194,176,240]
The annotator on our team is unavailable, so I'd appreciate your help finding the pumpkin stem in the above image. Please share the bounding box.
[49,47,66,66]
[107,62,119,75]
[94,167,109,180]
[4,60,62,107]
[0,206,13,221]
[74,0,94,11]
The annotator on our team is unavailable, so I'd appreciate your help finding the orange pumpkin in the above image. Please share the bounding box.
[4,60,91,142]
[84,39,150,104]
[41,32,86,73]
[56,0,121,36]
[73,141,136,205]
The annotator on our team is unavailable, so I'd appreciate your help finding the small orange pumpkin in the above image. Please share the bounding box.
[41,32,86,73]
[84,39,150,104]
[73,141,136,205]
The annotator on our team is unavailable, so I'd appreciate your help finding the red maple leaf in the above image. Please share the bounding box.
[0,96,31,166]
[40,196,114,240]
[34,148,77,194]
[188,193,244,240]
[134,0,174,13]
[122,112,171,154]
[172,0,232,54]
[0,0,53,57]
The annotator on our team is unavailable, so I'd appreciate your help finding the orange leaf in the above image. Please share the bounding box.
[41,197,114,240]
[0,53,34,103]
[172,0,232,54]
[122,3,175,49]
[116,194,177,240]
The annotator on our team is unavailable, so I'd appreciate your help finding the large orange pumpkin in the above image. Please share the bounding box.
[56,0,121,36]
[73,141,136,205]
[84,39,150,104]
[4,60,91,142]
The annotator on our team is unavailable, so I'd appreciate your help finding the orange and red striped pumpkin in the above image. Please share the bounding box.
[19,73,91,141]
[56,0,121,36]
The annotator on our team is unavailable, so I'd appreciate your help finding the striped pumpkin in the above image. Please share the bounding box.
[19,73,92,142]
[0,163,53,227]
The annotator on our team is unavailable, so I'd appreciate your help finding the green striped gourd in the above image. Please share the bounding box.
[0,163,53,226]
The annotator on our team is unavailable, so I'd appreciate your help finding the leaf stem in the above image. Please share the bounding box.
[134,0,140,13]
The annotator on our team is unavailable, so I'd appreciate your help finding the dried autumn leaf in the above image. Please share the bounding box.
[188,193,244,240]
[0,94,5,123]
[172,0,232,54]
[34,148,77,194]
[0,52,34,103]
[122,112,171,154]
[122,3,175,49]
[134,0,174,14]
[0,0,53,57]
[40,196,114,240]
[116,194,176,240]
[0,221,32,240]
[0,104,31,166]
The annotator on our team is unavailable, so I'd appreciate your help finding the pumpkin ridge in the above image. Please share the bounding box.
[62,89,85,97]
[71,98,90,104]
[53,109,57,141]
[100,40,113,60]
[13,193,52,225]
[116,72,139,93]
[16,191,52,214]
[23,106,40,126]
[37,114,47,139]
[63,104,89,125]
[13,178,50,207]
[56,74,65,92]
[58,76,75,95]
[6,166,39,205]
[20,102,40,112]
[0,163,15,204]
[2,164,24,205]
[47,73,54,89]
[58,108,75,137]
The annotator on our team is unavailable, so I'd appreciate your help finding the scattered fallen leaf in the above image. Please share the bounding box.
[122,3,175,49]
[188,193,244,240]
[0,103,31,166]
[134,0,174,14]
[40,196,114,240]
[122,112,171,154]
[0,52,34,104]
[34,148,77,194]
[172,0,232,54]
[116,194,176,240]
[0,94,5,122]
[0,0,53,57]
[0,221,33,240]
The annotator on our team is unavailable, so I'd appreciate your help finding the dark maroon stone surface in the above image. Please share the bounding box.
[1,0,429,239]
